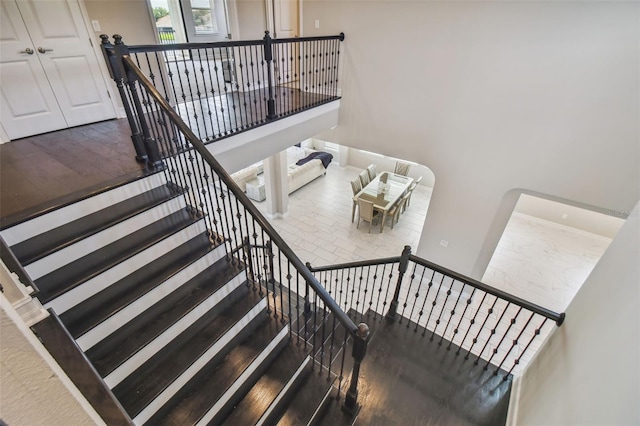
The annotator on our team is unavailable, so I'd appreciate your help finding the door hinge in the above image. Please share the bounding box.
[107,90,111,99]
[89,38,93,47]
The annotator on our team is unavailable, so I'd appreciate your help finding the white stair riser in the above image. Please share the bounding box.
[256,355,311,426]
[76,244,227,350]
[1,173,166,246]
[44,221,208,315]
[132,298,269,426]
[104,272,247,388]
[196,325,290,426]
[25,197,185,280]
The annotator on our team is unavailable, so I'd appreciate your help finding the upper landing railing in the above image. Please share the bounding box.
[101,31,344,167]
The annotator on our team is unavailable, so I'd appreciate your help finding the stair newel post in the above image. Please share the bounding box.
[385,245,412,321]
[343,322,370,417]
[263,31,276,120]
[100,34,147,164]
[112,35,163,169]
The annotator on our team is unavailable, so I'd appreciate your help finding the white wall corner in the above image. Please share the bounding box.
[1,261,48,326]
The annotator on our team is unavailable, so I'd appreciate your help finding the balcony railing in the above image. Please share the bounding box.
[157,27,176,44]
[100,32,344,166]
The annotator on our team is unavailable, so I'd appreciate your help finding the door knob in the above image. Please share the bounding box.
[19,48,34,54]
[37,47,54,54]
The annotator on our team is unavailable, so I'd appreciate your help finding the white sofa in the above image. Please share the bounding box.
[231,146,328,195]
[230,162,263,192]
[287,147,327,194]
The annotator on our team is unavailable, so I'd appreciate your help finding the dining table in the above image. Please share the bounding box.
[354,171,414,232]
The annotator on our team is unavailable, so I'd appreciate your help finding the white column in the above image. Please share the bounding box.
[263,150,289,218]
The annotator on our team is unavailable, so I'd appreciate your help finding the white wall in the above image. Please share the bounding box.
[304,1,639,279]
[512,202,639,425]
[514,193,625,239]
[0,298,105,425]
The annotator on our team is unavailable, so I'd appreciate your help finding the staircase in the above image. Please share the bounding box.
[1,170,347,425]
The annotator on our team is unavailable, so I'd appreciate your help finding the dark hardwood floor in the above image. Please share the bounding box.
[323,311,512,426]
[0,119,145,225]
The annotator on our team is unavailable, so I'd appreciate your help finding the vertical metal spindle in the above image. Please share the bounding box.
[484,306,522,371]
[430,277,456,342]
[475,301,511,366]
[448,288,477,351]
[414,269,435,332]
[456,292,488,355]
[405,263,421,326]
[439,280,466,345]
[465,296,499,360]
[504,318,548,380]
[423,274,446,336]
[495,311,535,374]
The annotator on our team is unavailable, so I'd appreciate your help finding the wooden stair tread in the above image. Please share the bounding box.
[277,366,336,426]
[112,289,265,418]
[35,207,204,304]
[224,342,310,425]
[60,232,220,338]
[11,183,183,266]
[148,319,285,426]
[85,256,245,376]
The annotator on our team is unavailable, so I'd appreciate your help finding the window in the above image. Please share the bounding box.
[190,0,217,34]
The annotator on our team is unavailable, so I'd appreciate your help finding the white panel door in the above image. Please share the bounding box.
[15,0,115,128]
[273,0,297,39]
[0,0,67,139]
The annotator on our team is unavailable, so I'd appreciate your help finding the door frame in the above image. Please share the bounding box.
[77,0,121,119]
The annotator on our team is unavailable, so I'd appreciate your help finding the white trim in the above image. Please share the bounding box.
[77,0,119,119]
[132,298,268,425]
[256,355,310,426]
[195,324,290,426]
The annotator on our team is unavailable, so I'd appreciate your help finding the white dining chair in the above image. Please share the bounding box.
[351,178,362,222]
[394,161,411,177]
[357,199,379,233]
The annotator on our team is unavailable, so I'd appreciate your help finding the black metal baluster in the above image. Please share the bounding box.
[319,304,328,375]
[456,292,487,355]
[286,260,293,338]
[484,306,522,371]
[338,327,348,398]
[423,274,445,337]
[327,313,337,380]
[295,272,301,345]
[475,301,511,366]
[504,318,548,380]
[414,267,434,333]
[405,263,420,327]
[439,281,466,345]
[495,311,535,375]
[194,49,215,141]
[448,287,477,351]
[465,296,498,360]
[430,277,456,342]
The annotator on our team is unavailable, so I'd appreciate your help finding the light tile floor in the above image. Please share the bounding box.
[252,163,612,314]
